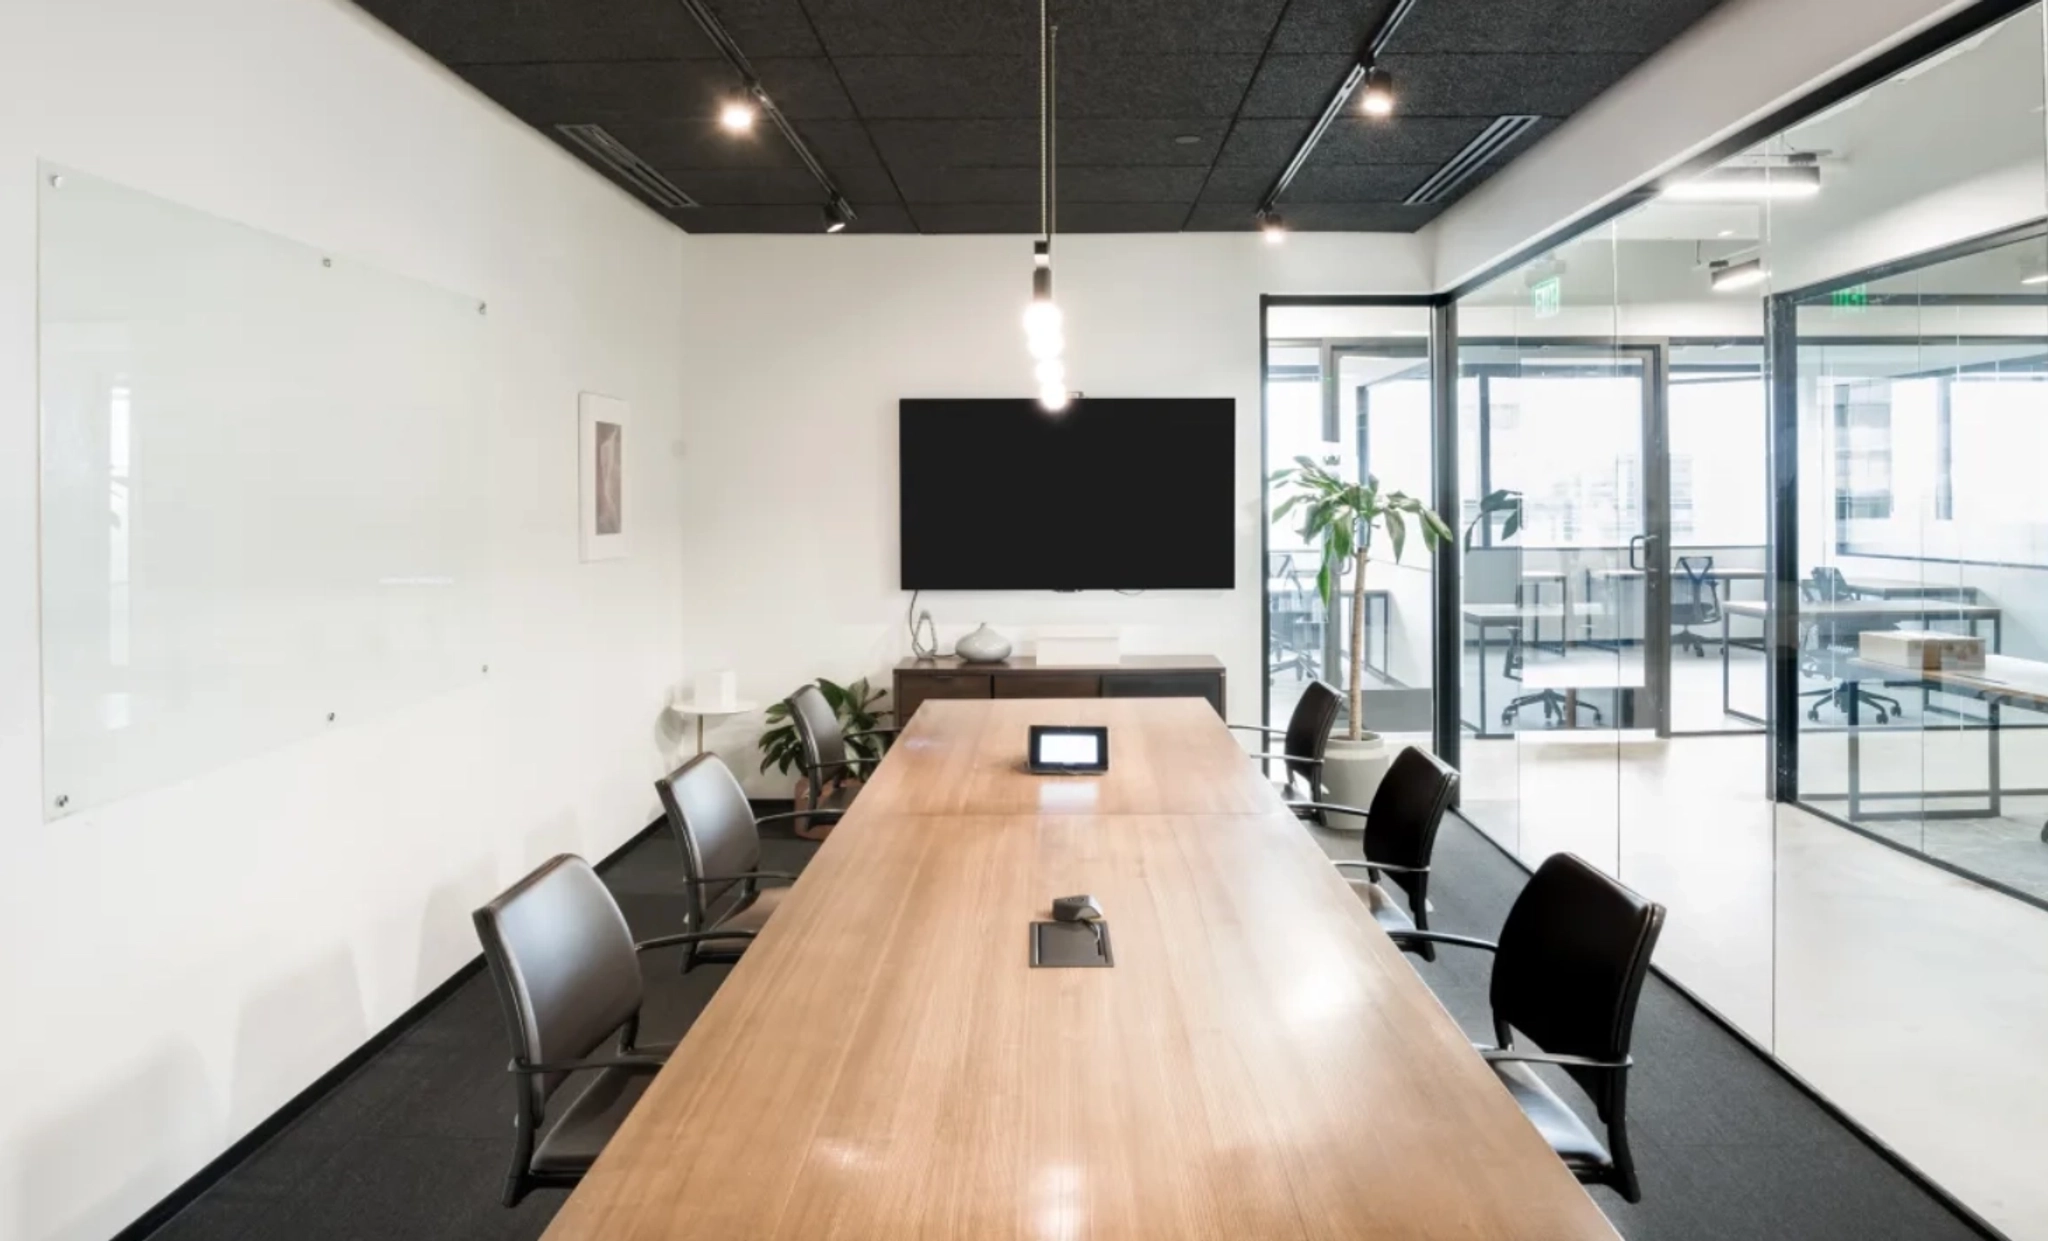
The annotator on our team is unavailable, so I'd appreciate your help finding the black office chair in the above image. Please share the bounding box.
[1289,746,1459,960]
[786,682,899,822]
[655,752,824,974]
[1798,571,1903,723]
[1228,679,1341,809]
[473,854,740,1206]
[1392,852,1666,1203]
[1500,627,1602,727]
[1671,555,1722,657]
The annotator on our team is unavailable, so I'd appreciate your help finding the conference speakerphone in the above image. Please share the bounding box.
[1027,725,1110,775]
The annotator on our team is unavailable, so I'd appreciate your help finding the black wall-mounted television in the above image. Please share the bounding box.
[899,397,1236,591]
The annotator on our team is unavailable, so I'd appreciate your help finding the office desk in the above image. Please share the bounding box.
[1831,655,2048,843]
[1841,576,1980,601]
[1718,599,2005,725]
[1519,569,1569,651]
[542,698,1618,1241]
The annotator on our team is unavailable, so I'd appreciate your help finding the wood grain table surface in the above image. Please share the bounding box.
[541,697,1618,1241]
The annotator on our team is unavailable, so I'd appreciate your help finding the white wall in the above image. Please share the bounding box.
[0,3,688,1240]
[1424,0,1980,290]
[675,232,1429,792]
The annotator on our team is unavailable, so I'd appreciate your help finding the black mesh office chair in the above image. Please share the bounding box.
[655,752,825,974]
[1228,679,1342,811]
[1500,627,1602,727]
[473,855,743,1206]
[785,682,899,822]
[1671,555,1722,657]
[1799,569,1903,723]
[1289,746,1459,960]
[1392,852,1666,1202]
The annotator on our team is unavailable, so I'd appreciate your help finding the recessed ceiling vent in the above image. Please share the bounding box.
[1404,115,1542,205]
[555,124,699,210]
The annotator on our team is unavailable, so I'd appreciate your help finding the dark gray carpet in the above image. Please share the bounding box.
[142,816,1989,1241]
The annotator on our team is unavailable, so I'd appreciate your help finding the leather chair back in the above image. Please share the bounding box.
[1363,746,1458,907]
[1673,556,1721,624]
[1283,680,1342,792]
[473,855,643,1120]
[1490,852,1665,1121]
[787,684,848,781]
[655,753,764,928]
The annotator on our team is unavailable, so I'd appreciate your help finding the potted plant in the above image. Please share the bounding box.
[758,676,889,838]
[1465,488,1523,552]
[1270,455,1451,816]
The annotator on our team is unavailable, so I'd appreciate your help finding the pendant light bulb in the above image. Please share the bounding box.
[1023,297,1064,339]
[1039,386,1071,413]
[1033,359,1066,388]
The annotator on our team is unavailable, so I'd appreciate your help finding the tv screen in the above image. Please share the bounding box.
[899,397,1235,591]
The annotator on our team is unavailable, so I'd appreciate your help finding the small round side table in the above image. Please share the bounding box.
[670,698,761,756]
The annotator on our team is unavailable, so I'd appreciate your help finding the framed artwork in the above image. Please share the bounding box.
[579,392,629,561]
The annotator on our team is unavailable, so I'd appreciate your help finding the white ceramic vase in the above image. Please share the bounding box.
[1318,732,1391,829]
[954,622,1013,664]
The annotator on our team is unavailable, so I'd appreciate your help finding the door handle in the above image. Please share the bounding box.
[1628,534,1647,572]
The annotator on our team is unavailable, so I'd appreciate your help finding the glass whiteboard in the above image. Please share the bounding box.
[39,165,491,819]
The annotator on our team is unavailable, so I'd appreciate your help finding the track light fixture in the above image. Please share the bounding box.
[1254,0,1420,232]
[1359,65,1395,117]
[1260,211,1287,244]
[823,197,851,233]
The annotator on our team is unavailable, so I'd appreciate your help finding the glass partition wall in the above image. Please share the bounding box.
[1438,6,2048,1238]
[1263,304,1438,756]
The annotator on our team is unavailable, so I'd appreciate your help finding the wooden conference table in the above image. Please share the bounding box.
[542,698,1618,1241]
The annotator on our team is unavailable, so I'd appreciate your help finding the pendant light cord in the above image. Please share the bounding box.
[1038,0,1049,244]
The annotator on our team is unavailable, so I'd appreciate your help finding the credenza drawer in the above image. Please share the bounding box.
[896,671,992,721]
[1103,672,1225,715]
[994,673,1102,698]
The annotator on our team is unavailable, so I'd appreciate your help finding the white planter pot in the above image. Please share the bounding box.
[1318,733,1391,829]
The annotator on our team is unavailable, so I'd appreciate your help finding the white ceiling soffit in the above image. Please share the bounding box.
[1421,0,1984,292]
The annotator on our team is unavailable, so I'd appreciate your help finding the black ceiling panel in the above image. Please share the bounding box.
[667,165,901,205]
[869,118,1230,168]
[908,203,1042,233]
[1380,52,1652,115]
[1057,55,1262,118]
[1266,0,1404,54]
[1395,0,1727,55]
[351,0,720,63]
[1053,0,1291,55]
[1186,201,1443,230]
[457,61,736,126]
[1239,54,1359,117]
[676,202,919,232]
[1200,162,1435,203]
[351,0,1731,234]
[601,118,884,170]
[834,56,1040,119]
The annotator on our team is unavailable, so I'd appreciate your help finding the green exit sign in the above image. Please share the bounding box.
[1531,275,1562,319]
[1832,284,1870,312]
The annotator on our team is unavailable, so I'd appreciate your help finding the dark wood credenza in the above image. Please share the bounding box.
[893,655,1226,722]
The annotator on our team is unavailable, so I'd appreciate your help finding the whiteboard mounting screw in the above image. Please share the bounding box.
[55,794,69,808]
[482,664,490,673]
[326,712,336,722]
[478,301,487,315]
[48,174,64,188]
[322,257,333,268]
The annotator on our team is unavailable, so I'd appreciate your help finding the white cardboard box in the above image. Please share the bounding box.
[1858,629,1985,671]
[1035,628,1121,667]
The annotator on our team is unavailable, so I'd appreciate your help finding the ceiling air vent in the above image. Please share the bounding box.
[1404,115,1542,206]
[555,124,699,210]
